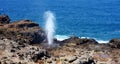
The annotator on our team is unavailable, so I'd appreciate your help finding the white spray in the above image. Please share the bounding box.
[44,11,55,45]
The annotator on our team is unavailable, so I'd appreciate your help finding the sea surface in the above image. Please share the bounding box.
[0,0,120,43]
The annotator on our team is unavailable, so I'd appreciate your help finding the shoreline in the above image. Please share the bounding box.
[0,14,120,64]
[55,35,109,43]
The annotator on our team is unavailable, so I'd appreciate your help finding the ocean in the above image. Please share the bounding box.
[0,0,120,43]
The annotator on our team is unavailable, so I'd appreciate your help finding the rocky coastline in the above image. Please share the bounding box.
[0,14,119,64]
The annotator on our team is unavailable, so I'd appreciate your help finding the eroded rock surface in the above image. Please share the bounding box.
[0,18,45,44]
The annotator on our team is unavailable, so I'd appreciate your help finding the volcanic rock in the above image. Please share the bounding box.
[0,14,10,24]
[0,39,49,64]
[0,14,119,64]
[0,19,45,44]
[109,38,120,49]
[62,37,98,46]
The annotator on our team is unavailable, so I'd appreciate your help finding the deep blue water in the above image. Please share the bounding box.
[0,0,120,42]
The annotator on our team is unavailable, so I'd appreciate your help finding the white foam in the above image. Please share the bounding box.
[96,39,109,43]
[79,37,90,39]
[55,35,70,41]
[55,35,109,43]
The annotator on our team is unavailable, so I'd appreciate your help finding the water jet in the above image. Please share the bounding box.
[44,11,55,46]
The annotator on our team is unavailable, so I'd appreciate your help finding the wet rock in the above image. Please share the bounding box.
[62,37,98,45]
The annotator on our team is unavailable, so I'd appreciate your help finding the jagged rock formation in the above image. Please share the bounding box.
[0,14,45,44]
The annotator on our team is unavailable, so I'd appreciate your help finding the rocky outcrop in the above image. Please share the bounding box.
[4,20,39,28]
[0,14,10,24]
[109,38,120,49]
[62,37,98,46]
[0,19,45,44]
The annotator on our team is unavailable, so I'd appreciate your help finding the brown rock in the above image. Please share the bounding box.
[0,19,45,44]
[4,20,39,28]
[109,38,120,49]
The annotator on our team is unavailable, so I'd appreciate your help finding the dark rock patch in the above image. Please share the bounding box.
[0,14,10,24]
[62,37,98,45]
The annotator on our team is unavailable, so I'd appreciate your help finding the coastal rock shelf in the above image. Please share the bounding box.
[0,15,45,44]
[0,14,120,64]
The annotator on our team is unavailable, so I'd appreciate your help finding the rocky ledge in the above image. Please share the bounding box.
[0,14,120,64]
[0,15,45,44]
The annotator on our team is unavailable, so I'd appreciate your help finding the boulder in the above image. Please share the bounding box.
[109,38,120,49]
[0,14,10,24]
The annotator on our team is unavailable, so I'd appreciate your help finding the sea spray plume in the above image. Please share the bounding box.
[44,11,55,45]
